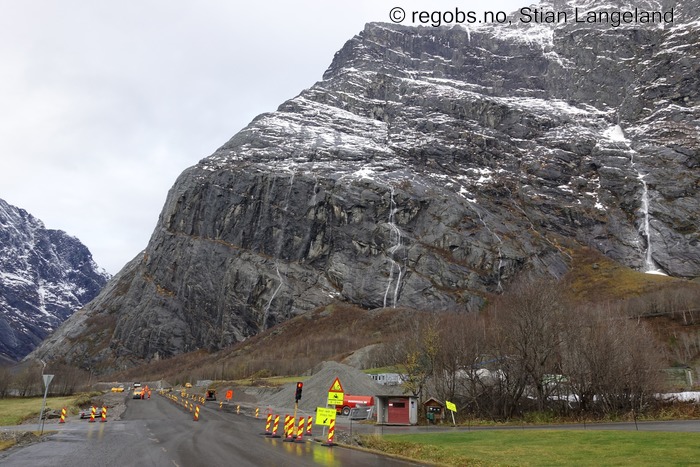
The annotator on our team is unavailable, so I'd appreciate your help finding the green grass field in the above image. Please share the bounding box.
[0,395,88,426]
[361,430,700,466]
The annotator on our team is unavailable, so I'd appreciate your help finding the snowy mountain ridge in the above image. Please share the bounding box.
[32,0,699,372]
[0,198,109,362]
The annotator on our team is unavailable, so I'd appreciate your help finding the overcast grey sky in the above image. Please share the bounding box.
[1,0,526,275]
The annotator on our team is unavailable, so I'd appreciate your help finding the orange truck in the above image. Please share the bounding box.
[336,395,374,416]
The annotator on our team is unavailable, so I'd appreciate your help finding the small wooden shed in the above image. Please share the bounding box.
[423,397,445,423]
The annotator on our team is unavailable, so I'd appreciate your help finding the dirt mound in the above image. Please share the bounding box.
[258,361,384,416]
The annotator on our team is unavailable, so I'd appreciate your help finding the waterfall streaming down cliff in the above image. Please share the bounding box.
[383,187,404,308]
[606,125,664,274]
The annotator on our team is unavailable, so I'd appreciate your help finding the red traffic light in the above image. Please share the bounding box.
[295,382,303,401]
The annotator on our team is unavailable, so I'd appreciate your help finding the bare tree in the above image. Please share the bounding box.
[490,275,568,412]
[561,303,665,415]
[432,312,488,407]
[47,364,87,396]
[387,315,440,401]
[15,366,40,397]
[0,367,10,398]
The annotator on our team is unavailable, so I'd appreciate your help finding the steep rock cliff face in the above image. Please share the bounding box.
[33,0,699,370]
[0,198,109,362]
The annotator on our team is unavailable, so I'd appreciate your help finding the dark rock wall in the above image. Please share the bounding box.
[32,0,700,370]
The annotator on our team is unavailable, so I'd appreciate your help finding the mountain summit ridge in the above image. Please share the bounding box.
[32,1,699,371]
[0,198,109,362]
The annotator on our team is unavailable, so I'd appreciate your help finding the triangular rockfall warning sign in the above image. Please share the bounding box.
[329,377,344,393]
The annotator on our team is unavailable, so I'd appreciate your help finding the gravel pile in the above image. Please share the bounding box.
[258,361,384,416]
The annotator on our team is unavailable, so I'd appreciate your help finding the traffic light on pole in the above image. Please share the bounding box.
[295,382,303,402]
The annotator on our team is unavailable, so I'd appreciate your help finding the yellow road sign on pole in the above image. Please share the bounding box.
[446,400,457,412]
[316,407,337,426]
[327,391,343,406]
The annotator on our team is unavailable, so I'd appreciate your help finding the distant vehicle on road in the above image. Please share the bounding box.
[205,389,216,401]
[133,387,144,399]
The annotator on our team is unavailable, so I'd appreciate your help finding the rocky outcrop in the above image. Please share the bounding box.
[32,0,699,371]
[0,198,109,362]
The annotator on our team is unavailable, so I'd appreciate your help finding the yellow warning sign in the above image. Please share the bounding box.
[329,377,344,393]
[316,407,336,426]
[327,391,343,406]
[446,400,457,412]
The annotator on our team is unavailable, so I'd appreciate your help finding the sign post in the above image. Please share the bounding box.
[445,400,457,427]
[325,377,344,439]
[327,377,344,407]
[39,374,54,434]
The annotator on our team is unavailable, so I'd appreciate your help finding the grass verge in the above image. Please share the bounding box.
[361,430,700,466]
[0,393,97,426]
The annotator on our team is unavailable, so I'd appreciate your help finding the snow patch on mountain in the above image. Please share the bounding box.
[0,198,109,362]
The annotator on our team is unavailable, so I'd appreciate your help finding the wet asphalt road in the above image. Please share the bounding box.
[0,394,422,467]
[2,394,699,466]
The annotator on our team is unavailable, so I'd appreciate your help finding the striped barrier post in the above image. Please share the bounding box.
[100,406,107,422]
[219,401,223,410]
[236,405,240,415]
[89,406,96,423]
[269,414,280,438]
[283,415,294,442]
[294,416,305,443]
[306,415,313,436]
[261,413,272,435]
[255,407,259,418]
[194,405,200,421]
[59,408,66,424]
[322,418,335,447]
